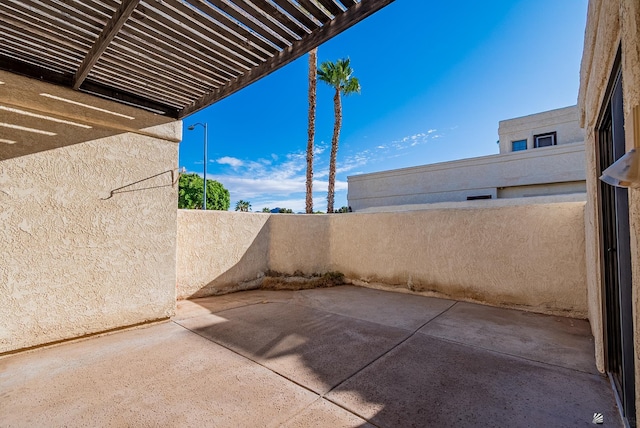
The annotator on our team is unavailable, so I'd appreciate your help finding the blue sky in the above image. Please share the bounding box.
[180,0,588,212]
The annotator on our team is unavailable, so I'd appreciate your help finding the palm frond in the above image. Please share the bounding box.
[343,76,361,95]
[317,58,357,91]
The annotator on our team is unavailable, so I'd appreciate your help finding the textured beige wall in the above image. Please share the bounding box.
[498,106,585,153]
[348,142,585,211]
[176,211,270,299]
[176,199,587,317]
[269,214,331,274]
[578,0,640,385]
[497,181,586,199]
[330,202,588,317]
[1,72,180,354]
[176,213,330,298]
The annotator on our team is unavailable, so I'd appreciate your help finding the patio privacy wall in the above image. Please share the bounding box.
[579,0,640,393]
[177,197,588,317]
[0,71,180,354]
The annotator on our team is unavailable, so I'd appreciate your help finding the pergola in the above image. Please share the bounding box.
[0,0,393,119]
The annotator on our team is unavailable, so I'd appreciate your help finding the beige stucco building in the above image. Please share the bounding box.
[348,106,586,211]
[578,0,640,424]
[498,105,585,153]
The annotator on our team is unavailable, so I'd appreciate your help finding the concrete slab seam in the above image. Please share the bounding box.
[321,302,460,408]
[276,397,324,427]
[416,331,603,377]
[315,396,383,428]
[170,319,322,398]
[189,300,281,318]
[287,292,458,332]
[277,396,380,428]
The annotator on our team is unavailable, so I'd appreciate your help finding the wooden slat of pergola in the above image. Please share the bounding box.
[124,12,243,79]
[101,44,214,94]
[97,52,205,101]
[208,0,301,47]
[182,0,282,55]
[296,0,332,24]
[109,33,226,89]
[149,1,266,66]
[318,0,346,17]
[269,0,318,31]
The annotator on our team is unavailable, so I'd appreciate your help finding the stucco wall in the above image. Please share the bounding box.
[330,201,588,317]
[176,210,270,299]
[0,72,180,354]
[497,181,586,199]
[269,214,331,274]
[347,142,586,211]
[498,105,585,153]
[176,199,588,317]
[578,0,640,416]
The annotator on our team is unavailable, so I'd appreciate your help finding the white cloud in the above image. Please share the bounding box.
[217,156,244,168]
[336,151,370,174]
[314,145,327,155]
[386,130,440,151]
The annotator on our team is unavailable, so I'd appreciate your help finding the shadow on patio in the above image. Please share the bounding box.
[1,286,620,427]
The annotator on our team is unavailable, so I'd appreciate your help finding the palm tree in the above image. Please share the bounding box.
[317,58,361,213]
[305,47,318,214]
[235,200,251,212]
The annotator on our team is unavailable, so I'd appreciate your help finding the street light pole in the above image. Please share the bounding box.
[187,122,208,210]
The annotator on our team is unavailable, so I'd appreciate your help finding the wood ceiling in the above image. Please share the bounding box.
[0,0,393,119]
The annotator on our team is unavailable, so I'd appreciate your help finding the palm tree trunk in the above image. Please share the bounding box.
[327,88,342,213]
[305,48,317,214]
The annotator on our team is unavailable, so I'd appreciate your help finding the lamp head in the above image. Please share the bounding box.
[187,125,195,131]
[600,149,640,188]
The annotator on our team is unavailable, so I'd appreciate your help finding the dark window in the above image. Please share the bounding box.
[512,139,527,151]
[534,132,557,148]
[466,195,492,200]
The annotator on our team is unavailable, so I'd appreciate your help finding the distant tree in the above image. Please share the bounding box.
[318,58,361,213]
[278,208,294,213]
[261,207,271,213]
[335,206,349,213]
[235,200,251,212]
[178,173,230,210]
[306,47,317,214]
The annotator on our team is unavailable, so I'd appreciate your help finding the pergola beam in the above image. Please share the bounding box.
[72,0,140,90]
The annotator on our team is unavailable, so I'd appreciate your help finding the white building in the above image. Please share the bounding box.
[348,106,586,211]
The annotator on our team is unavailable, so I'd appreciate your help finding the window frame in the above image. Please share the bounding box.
[511,139,527,152]
[533,131,557,148]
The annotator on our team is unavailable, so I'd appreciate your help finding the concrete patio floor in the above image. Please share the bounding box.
[1,286,620,427]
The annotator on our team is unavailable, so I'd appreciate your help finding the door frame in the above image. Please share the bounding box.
[596,46,635,427]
